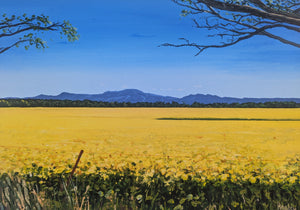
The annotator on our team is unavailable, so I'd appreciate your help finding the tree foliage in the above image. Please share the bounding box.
[0,14,79,54]
[162,0,300,54]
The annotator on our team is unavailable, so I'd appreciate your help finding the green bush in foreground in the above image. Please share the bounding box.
[1,167,299,209]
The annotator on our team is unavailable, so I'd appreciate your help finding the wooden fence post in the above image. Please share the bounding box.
[66,150,84,188]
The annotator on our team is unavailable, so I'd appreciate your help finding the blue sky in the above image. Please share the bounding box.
[0,0,299,98]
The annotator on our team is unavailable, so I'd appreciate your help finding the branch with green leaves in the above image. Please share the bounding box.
[161,0,300,55]
[0,14,79,54]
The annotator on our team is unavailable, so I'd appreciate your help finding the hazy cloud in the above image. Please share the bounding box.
[130,33,155,38]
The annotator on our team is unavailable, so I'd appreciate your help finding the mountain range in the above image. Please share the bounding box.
[15,89,300,104]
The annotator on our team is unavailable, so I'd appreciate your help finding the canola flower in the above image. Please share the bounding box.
[0,108,299,185]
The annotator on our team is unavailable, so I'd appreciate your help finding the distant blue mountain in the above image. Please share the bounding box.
[22,89,300,104]
[180,94,300,104]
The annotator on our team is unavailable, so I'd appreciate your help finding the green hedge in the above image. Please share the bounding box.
[12,166,299,209]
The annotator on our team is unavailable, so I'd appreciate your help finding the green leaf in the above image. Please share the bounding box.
[186,194,193,201]
[174,204,184,210]
[179,198,186,204]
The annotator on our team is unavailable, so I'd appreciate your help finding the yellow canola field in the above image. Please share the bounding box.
[0,108,299,183]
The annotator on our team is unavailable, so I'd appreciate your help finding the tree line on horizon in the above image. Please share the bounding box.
[0,99,299,108]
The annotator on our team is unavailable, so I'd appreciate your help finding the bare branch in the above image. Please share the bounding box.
[260,31,300,47]
[164,21,300,54]
[0,39,29,54]
[163,0,300,54]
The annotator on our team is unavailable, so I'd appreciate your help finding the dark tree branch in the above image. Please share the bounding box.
[0,39,29,54]
[162,23,297,55]
[248,0,275,13]
[259,30,300,47]
[0,14,79,54]
[198,0,300,25]
[0,24,60,38]
[164,0,300,54]
[248,0,300,18]
[0,21,31,30]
